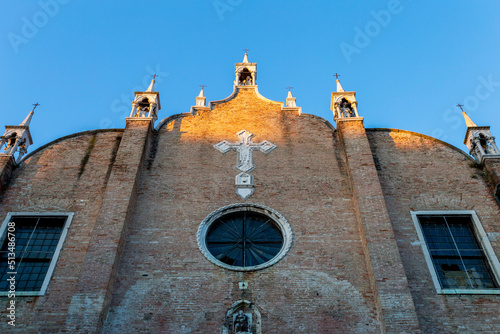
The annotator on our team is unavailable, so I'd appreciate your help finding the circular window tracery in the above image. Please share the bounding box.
[197,204,293,271]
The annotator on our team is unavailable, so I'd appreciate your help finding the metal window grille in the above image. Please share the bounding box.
[0,216,66,292]
[419,215,498,289]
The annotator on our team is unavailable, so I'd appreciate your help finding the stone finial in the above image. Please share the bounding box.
[191,85,210,114]
[286,88,297,107]
[196,86,207,107]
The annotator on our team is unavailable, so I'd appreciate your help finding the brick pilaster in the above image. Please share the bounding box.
[337,119,421,333]
[63,119,152,333]
[0,154,15,194]
[484,159,500,186]
[483,158,500,203]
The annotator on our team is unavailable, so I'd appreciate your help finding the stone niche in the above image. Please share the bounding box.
[220,300,261,334]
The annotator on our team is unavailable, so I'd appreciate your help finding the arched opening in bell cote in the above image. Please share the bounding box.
[238,68,253,86]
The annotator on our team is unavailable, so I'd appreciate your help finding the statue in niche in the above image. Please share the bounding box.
[234,310,250,333]
[339,98,354,117]
[4,133,17,151]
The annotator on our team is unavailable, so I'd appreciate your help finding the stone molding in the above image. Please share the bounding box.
[197,203,293,272]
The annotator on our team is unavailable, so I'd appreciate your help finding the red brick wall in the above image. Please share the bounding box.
[0,130,122,333]
[104,88,381,333]
[367,129,500,333]
[337,121,420,333]
[4,90,500,332]
[63,119,152,333]
[0,155,15,193]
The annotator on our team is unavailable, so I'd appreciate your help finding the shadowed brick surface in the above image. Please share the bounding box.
[0,130,122,333]
[368,129,500,333]
[338,121,421,333]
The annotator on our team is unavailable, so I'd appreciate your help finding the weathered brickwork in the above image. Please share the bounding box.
[337,121,421,333]
[367,129,500,333]
[1,84,500,333]
[0,130,123,333]
[0,155,15,193]
[484,158,500,190]
[104,88,381,333]
[64,119,152,333]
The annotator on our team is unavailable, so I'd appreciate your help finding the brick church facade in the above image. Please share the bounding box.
[1,54,500,333]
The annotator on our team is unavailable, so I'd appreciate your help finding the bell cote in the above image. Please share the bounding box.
[463,109,500,163]
[234,51,257,86]
[330,77,360,121]
[129,77,161,123]
[0,105,36,162]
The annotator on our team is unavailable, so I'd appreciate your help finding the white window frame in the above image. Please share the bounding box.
[0,212,74,296]
[411,210,500,294]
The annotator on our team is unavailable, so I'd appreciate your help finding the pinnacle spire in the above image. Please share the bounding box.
[194,84,207,108]
[146,79,155,92]
[242,50,249,63]
[285,86,297,108]
[198,84,207,97]
[20,109,35,127]
[336,79,344,93]
[146,74,157,92]
[462,111,477,128]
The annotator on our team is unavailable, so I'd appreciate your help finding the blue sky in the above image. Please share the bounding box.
[1,1,500,154]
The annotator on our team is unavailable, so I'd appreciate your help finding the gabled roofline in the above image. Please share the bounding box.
[209,86,284,109]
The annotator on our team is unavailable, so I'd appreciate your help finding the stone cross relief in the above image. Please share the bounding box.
[214,130,276,199]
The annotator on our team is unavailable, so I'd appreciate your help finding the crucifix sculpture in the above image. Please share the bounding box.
[214,130,276,199]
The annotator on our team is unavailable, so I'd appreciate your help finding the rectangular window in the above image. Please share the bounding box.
[0,213,73,296]
[412,211,500,294]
